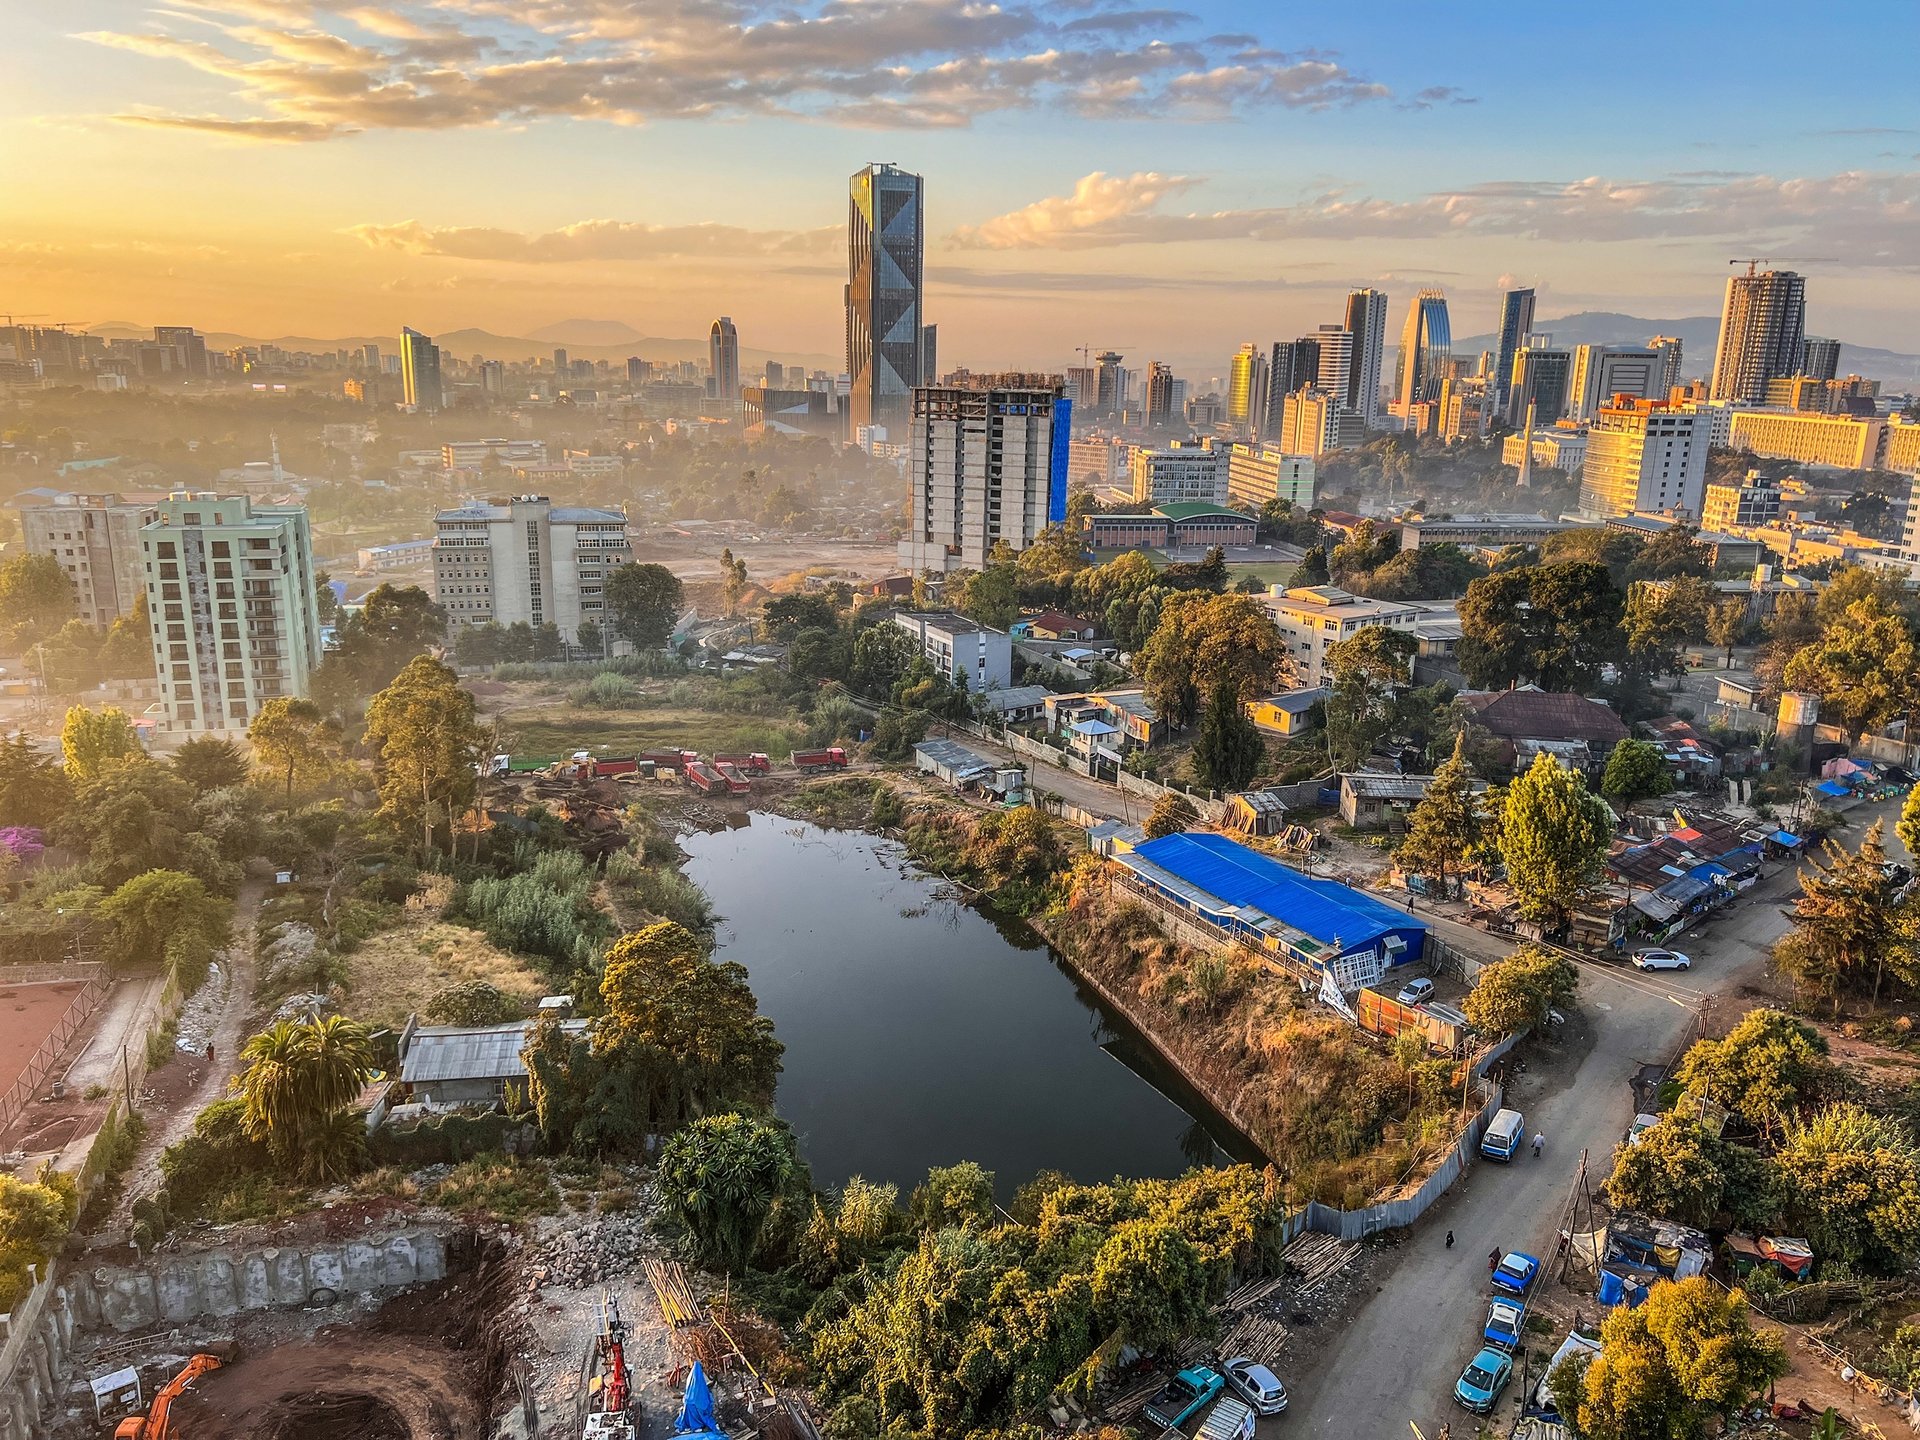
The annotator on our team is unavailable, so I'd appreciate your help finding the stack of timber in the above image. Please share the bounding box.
[1284,1232,1358,1295]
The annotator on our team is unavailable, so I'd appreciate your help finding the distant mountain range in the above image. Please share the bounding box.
[1453,310,1920,386]
[78,320,836,372]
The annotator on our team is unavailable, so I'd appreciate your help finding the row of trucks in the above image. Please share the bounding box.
[489,747,848,791]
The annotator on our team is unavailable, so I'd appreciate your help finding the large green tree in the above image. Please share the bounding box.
[1497,754,1613,928]
[237,1015,374,1180]
[605,562,685,650]
[248,697,345,808]
[170,736,251,794]
[1602,1117,1775,1230]
[1461,942,1579,1035]
[363,656,481,857]
[1192,674,1264,791]
[60,705,142,782]
[97,869,231,979]
[1458,562,1624,691]
[1672,1008,1831,1141]
[0,553,75,644]
[1774,820,1920,1010]
[1323,625,1417,769]
[1395,733,1483,896]
[1782,594,1919,734]
[1601,738,1672,804]
[1775,1103,1920,1272]
[1137,591,1284,729]
[0,734,71,828]
[655,1113,796,1273]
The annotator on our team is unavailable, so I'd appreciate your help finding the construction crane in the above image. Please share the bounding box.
[1729,257,1834,275]
[112,1353,225,1440]
[582,1290,637,1439]
[0,313,46,328]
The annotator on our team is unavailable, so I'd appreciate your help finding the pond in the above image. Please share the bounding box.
[679,815,1261,1197]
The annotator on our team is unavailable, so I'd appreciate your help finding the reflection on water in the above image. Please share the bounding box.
[680,814,1260,1196]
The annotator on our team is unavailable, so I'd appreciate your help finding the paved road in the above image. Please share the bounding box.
[1286,793,1907,1438]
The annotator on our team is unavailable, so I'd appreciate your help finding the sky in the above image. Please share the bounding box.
[5,0,1919,374]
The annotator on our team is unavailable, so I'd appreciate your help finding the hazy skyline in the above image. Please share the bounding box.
[7,1,1920,371]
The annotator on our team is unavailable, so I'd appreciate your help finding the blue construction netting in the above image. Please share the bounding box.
[1131,832,1428,953]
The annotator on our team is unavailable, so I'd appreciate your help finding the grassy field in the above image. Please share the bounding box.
[1227,561,1299,588]
[344,909,551,1029]
[501,705,808,759]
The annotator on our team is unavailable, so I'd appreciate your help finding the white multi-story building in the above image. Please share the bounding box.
[22,492,160,627]
[1278,389,1364,458]
[1129,440,1225,506]
[1702,471,1783,531]
[899,375,1070,574]
[442,439,547,470]
[1579,400,1713,519]
[1261,585,1454,689]
[1226,444,1315,509]
[1567,345,1663,422]
[891,611,1012,691]
[140,493,322,732]
[433,495,631,644]
[1501,426,1590,477]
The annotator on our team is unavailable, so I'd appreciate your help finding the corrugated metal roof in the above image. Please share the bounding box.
[1128,833,1426,953]
[401,1020,589,1084]
[913,738,996,778]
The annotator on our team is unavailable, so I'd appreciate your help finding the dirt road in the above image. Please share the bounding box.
[111,874,265,1226]
[1285,796,1909,1438]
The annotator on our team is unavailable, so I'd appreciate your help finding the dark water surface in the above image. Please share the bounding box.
[680,815,1260,1197]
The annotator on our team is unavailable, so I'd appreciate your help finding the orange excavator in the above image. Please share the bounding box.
[113,1353,225,1439]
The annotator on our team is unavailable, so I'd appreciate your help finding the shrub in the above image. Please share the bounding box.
[581,671,638,707]
[423,980,526,1026]
[156,1098,274,1218]
[424,1155,558,1220]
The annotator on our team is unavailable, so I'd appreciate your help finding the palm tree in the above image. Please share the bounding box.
[236,1016,374,1168]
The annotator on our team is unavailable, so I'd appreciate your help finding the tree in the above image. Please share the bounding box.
[50,761,223,889]
[655,1113,796,1272]
[574,618,604,656]
[1323,625,1417,769]
[1672,1008,1831,1141]
[363,656,481,857]
[1143,792,1199,839]
[951,561,1020,632]
[171,736,250,794]
[1623,577,1712,680]
[313,569,339,626]
[1782,595,1919,734]
[1601,739,1671,804]
[1602,1117,1774,1229]
[1090,1219,1214,1352]
[1706,600,1747,669]
[1571,1278,1785,1440]
[236,1016,374,1179]
[1137,592,1284,730]
[1904,781,1920,867]
[1461,943,1579,1035]
[1775,1103,1920,1272]
[761,593,839,642]
[850,622,920,698]
[1541,526,1646,584]
[1625,526,1713,582]
[720,547,750,616]
[1192,674,1264,791]
[248,698,345,809]
[0,554,75,643]
[1289,545,1330,587]
[97,869,231,978]
[0,734,70,829]
[1395,733,1483,896]
[60,705,142,782]
[1458,562,1623,691]
[909,1162,996,1229]
[1773,820,1920,1010]
[605,562,685,650]
[1498,754,1614,929]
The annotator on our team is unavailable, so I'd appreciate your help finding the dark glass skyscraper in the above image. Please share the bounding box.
[1394,290,1452,409]
[399,326,442,411]
[846,163,926,432]
[1492,287,1535,412]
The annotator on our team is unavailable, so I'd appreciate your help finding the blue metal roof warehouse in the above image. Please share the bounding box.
[1115,832,1427,982]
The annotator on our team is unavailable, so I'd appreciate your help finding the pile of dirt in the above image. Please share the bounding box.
[169,1236,522,1440]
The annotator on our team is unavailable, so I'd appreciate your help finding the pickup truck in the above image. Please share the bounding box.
[1144,1367,1225,1431]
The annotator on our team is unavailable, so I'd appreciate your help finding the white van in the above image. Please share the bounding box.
[1481,1107,1526,1161]
[1196,1396,1254,1440]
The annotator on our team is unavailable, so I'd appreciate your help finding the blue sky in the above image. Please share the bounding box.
[4,0,1917,371]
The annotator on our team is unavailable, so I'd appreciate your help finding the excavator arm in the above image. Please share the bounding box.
[112,1353,224,1440]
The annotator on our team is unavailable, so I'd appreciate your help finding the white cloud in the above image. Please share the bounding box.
[949,171,1201,249]
[346,217,839,261]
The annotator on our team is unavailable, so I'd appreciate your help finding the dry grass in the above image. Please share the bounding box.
[342,905,551,1030]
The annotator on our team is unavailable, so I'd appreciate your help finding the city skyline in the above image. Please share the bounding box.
[5,2,1920,366]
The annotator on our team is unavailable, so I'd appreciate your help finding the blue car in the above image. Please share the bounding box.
[1455,1347,1514,1413]
[1484,1298,1524,1350]
[1491,1251,1541,1296]
[1144,1367,1225,1430]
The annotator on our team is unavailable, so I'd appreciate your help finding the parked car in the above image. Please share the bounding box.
[1455,1347,1514,1413]
[1632,947,1691,971]
[1480,1107,1526,1161]
[1484,1298,1524,1351]
[1144,1367,1225,1430]
[1491,1252,1542,1296]
[1395,977,1436,1006]
[1627,1113,1661,1146]
[1222,1357,1288,1415]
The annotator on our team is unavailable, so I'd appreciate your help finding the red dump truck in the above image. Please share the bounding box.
[712,752,773,774]
[686,761,727,794]
[712,762,753,793]
[790,746,849,774]
[568,752,643,780]
[636,749,700,774]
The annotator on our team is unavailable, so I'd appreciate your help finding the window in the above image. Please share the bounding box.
[211,541,230,557]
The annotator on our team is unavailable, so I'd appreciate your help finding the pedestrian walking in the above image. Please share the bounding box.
[1532,1132,1546,1159]
[1489,1249,1500,1275]
[1445,1230,1455,1249]
[205,1042,214,1064]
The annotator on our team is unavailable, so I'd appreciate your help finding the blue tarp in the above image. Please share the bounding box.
[1771,830,1804,847]
[1815,779,1851,797]
[674,1362,722,1436]
[1129,833,1428,960]
[1598,1269,1648,1309]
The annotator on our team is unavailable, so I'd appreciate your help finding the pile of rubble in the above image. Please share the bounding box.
[173,960,230,1055]
[524,1189,666,1290]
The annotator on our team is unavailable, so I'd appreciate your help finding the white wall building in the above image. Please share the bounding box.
[891,611,1013,691]
[433,495,631,644]
[1226,444,1316,509]
[1129,441,1226,506]
[899,376,1070,574]
[441,439,546,470]
[1579,400,1713,519]
[141,493,322,732]
[1261,585,1452,689]
[22,492,160,627]
[1567,345,1664,422]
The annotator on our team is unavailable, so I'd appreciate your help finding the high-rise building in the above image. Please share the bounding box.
[1226,444,1316,510]
[433,496,631,645]
[478,360,505,396]
[1492,288,1536,414]
[551,347,569,376]
[1265,338,1321,439]
[899,375,1070,574]
[921,324,938,386]
[1279,389,1363,458]
[1567,345,1663,422]
[1710,266,1807,404]
[1228,344,1267,434]
[153,326,208,379]
[1702,470,1783,531]
[708,317,740,403]
[846,163,926,432]
[399,327,442,410]
[1065,366,1096,408]
[1394,290,1452,410]
[1648,336,1685,394]
[626,357,651,386]
[1130,440,1225,506]
[141,493,322,732]
[1801,337,1842,382]
[1579,400,1712,518]
[360,343,381,372]
[22,492,161,627]
[1145,362,1177,424]
[1314,325,1354,409]
[1343,288,1389,427]
[1505,345,1573,426]
[1094,351,1129,416]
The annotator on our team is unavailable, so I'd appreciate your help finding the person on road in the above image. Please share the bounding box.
[1532,1132,1546,1158]
[1489,1249,1500,1274]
